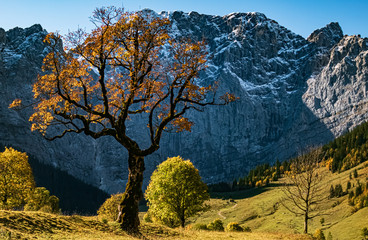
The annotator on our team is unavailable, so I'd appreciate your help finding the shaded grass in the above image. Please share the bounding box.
[0,210,311,240]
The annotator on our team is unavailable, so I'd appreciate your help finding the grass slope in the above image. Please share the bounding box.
[1,160,367,239]
[191,161,368,240]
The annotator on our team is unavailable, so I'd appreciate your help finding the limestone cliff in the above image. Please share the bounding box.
[1,11,367,193]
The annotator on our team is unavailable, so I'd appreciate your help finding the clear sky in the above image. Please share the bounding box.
[1,0,367,38]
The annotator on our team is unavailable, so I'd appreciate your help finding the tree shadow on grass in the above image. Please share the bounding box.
[209,182,286,200]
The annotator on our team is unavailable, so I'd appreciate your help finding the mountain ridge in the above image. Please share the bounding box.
[1,10,368,194]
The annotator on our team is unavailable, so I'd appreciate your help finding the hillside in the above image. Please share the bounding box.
[191,161,368,240]
[1,162,366,239]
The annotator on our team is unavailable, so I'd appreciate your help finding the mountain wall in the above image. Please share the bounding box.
[1,11,368,194]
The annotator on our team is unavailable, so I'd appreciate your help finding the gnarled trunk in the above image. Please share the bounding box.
[117,152,145,234]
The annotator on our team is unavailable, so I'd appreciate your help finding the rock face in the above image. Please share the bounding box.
[1,11,368,194]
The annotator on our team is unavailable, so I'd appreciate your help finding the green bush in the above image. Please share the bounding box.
[314,229,326,240]
[145,156,209,228]
[97,193,124,221]
[192,223,208,230]
[225,222,243,232]
[48,195,60,213]
[207,219,224,231]
[24,187,60,214]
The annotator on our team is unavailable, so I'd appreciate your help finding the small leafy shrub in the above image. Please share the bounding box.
[192,223,208,230]
[97,193,124,221]
[225,222,243,232]
[362,227,368,239]
[207,219,224,231]
[243,226,252,232]
[320,217,325,226]
[24,187,60,214]
[314,228,326,240]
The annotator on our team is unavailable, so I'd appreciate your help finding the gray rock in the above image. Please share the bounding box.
[1,12,368,194]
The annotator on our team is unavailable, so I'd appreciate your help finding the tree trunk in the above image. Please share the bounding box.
[117,152,145,234]
[304,212,308,234]
[180,214,185,228]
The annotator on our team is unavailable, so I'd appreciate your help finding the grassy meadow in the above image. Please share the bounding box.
[1,161,368,239]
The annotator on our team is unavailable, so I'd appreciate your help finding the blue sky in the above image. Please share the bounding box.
[1,0,367,38]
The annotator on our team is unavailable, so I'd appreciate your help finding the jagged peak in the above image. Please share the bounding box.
[5,24,45,44]
[307,22,343,49]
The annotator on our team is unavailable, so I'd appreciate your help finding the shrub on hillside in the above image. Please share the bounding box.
[314,229,326,240]
[362,227,368,239]
[192,223,208,230]
[24,187,60,214]
[207,219,224,231]
[97,193,123,221]
[225,222,243,232]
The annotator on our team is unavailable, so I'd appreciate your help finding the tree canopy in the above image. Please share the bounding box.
[10,7,233,232]
[0,147,35,210]
[145,156,209,227]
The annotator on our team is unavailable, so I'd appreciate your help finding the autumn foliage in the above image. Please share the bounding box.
[10,7,233,232]
[0,147,35,210]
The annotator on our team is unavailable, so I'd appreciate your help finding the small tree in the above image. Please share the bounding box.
[145,156,209,228]
[281,147,327,234]
[0,147,35,210]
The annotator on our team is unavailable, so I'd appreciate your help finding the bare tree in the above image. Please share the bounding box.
[281,147,327,234]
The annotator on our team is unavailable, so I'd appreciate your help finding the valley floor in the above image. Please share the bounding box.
[1,162,368,239]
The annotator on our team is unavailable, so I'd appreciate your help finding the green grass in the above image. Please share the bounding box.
[189,161,368,240]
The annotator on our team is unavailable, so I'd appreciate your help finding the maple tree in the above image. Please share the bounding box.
[11,7,234,233]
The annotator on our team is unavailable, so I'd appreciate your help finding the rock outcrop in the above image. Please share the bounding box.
[1,11,368,194]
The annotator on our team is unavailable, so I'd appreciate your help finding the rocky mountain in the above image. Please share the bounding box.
[1,11,368,194]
